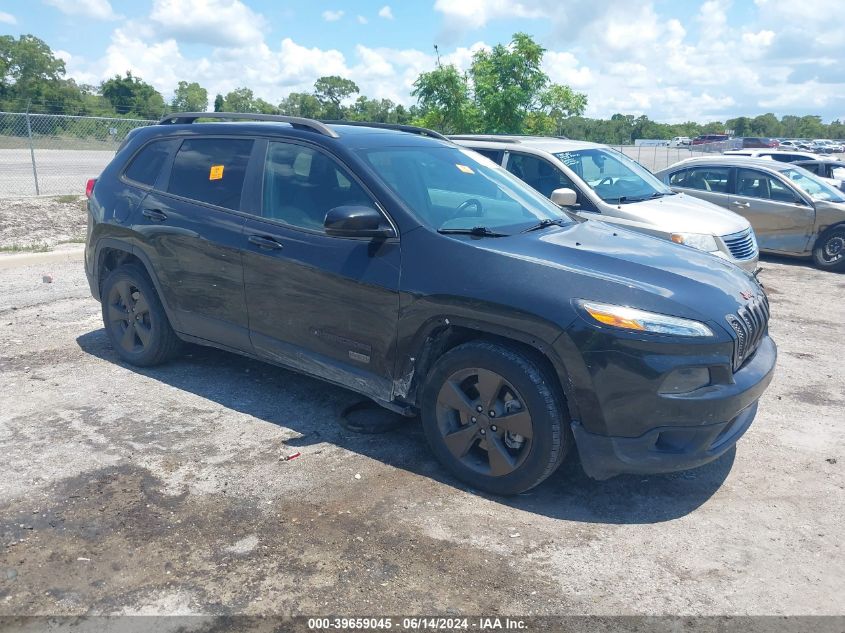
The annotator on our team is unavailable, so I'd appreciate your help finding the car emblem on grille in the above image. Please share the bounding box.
[740,290,754,300]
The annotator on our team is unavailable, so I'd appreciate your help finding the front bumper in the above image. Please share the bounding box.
[572,335,777,480]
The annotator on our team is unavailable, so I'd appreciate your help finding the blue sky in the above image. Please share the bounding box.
[1,0,843,122]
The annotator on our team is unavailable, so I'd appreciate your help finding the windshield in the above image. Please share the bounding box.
[361,146,571,233]
[782,167,845,203]
[552,148,672,203]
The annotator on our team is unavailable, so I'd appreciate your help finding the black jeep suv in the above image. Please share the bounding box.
[85,113,777,495]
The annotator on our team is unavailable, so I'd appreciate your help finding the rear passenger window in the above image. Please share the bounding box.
[262,142,373,231]
[167,138,254,210]
[124,140,175,187]
[670,167,730,192]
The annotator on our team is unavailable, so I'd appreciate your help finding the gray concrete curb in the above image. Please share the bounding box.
[0,244,84,269]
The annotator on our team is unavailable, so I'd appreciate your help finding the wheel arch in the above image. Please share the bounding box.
[94,239,181,330]
[395,316,579,422]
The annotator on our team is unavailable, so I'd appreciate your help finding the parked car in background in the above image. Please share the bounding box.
[793,159,845,191]
[812,139,845,153]
[779,139,814,151]
[739,137,779,149]
[723,149,829,163]
[84,113,777,494]
[692,134,731,146]
[669,136,691,147]
[656,156,845,270]
[451,135,759,272]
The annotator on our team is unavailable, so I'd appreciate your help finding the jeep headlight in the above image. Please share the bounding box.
[578,301,713,337]
[670,232,719,252]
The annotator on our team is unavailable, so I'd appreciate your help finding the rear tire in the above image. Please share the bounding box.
[420,341,570,495]
[812,225,845,271]
[100,264,181,367]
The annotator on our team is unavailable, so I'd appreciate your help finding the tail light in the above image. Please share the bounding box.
[85,178,96,199]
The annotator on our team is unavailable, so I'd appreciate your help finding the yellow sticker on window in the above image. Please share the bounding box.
[456,164,475,174]
[209,165,224,180]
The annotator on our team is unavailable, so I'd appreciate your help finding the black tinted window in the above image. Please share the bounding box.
[124,140,174,187]
[506,153,577,198]
[471,149,504,164]
[262,142,373,231]
[167,138,254,210]
[669,166,730,192]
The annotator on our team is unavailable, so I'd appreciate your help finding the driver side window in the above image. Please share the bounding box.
[505,153,577,199]
[261,142,373,232]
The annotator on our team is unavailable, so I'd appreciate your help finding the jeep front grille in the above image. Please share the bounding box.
[726,294,769,371]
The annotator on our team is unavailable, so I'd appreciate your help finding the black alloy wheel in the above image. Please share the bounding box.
[421,341,569,495]
[435,367,534,477]
[100,264,182,366]
[107,279,153,354]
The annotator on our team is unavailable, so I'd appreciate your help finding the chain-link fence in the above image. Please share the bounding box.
[0,112,156,197]
[0,111,763,198]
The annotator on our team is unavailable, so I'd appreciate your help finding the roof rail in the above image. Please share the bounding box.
[449,135,522,143]
[449,134,571,143]
[158,112,339,138]
[321,120,449,141]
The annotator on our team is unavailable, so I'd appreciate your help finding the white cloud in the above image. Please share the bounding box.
[742,29,775,47]
[0,11,17,24]
[378,5,394,20]
[433,0,543,30]
[149,0,266,47]
[322,10,344,22]
[43,0,118,20]
[357,15,368,24]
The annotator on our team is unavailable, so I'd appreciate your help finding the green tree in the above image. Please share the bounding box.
[533,84,588,134]
[100,72,165,119]
[313,75,359,119]
[222,87,258,112]
[0,34,76,111]
[469,32,550,133]
[278,92,324,118]
[750,112,782,137]
[213,93,224,112]
[411,64,474,133]
[171,80,208,112]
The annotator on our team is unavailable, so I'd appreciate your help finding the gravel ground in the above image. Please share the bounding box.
[0,196,87,249]
[0,248,842,620]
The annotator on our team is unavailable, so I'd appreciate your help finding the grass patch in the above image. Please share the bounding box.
[0,243,51,253]
[53,194,81,204]
[58,236,86,244]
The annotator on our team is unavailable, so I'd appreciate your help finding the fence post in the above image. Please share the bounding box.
[25,102,40,195]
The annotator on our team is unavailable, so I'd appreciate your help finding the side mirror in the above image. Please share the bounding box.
[324,205,394,238]
[550,187,578,207]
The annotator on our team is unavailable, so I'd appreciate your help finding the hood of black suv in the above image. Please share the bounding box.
[433,219,762,331]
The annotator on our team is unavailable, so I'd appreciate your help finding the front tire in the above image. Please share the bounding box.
[812,225,845,271]
[420,341,570,495]
[100,264,181,366]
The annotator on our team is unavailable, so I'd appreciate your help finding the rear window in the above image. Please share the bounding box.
[124,140,175,187]
[167,138,254,210]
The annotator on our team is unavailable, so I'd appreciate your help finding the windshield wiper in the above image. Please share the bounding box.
[437,226,509,237]
[521,218,569,233]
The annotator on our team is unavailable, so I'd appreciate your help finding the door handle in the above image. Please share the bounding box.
[142,208,167,222]
[731,201,750,208]
[248,234,284,250]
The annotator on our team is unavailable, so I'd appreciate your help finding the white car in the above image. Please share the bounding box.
[669,136,691,147]
[451,135,759,273]
[723,149,836,163]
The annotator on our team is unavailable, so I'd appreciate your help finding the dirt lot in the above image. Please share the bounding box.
[0,196,87,249]
[0,243,843,619]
